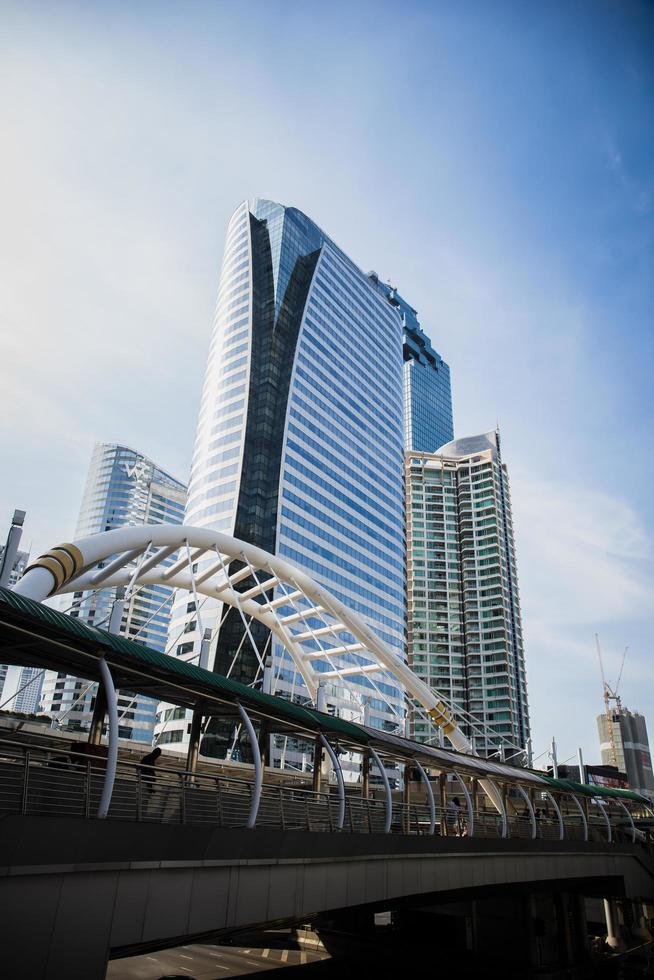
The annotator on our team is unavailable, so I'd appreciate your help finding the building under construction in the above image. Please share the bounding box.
[597,708,654,802]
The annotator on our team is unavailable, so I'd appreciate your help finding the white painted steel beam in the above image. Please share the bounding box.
[303,643,364,660]
[96,658,118,820]
[237,703,262,829]
[369,747,392,834]
[319,735,345,831]
[280,606,324,625]
[292,624,346,642]
[315,664,382,679]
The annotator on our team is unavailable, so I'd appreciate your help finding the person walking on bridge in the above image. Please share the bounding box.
[139,746,162,793]
[446,796,463,837]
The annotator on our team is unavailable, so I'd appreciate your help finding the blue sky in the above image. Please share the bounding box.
[1,0,652,767]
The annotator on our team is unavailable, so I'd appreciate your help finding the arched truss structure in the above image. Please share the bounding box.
[15,524,469,752]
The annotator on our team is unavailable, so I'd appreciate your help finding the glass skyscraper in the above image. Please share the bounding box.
[406,431,530,757]
[39,443,187,743]
[368,274,453,452]
[163,199,406,757]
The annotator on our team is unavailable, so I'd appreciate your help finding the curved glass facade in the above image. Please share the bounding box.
[164,200,407,758]
[40,443,186,742]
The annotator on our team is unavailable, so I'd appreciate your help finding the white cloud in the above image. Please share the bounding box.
[513,474,652,628]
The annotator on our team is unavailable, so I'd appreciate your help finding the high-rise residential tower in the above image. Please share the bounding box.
[368,274,453,452]
[406,431,530,757]
[39,443,186,742]
[162,199,406,758]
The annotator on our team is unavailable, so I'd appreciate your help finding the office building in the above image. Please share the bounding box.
[0,545,29,589]
[161,199,407,762]
[39,443,186,742]
[368,274,453,452]
[406,430,530,757]
[0,518,37,711]
[597,708,654,801]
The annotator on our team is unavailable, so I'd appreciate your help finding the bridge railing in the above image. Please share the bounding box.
[0,736,642,843]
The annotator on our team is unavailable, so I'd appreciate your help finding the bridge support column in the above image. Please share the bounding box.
[361,749,370,798]
[257,719,270,768]
[631,901,652,943]
[603,898,626,951]
[88,683,107,745]
[403,764,411,833]
[554,892,575,967]
[186,707,203,774]
[312,738,322,793]
[573,895,589,960]
[439,773,447,835]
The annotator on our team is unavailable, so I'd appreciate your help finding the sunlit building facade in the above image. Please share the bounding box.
[406,431,530,757]
[39,443,186,742]
[162,200,407,761]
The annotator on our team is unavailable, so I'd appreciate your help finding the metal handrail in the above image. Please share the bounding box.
[0,735,641,842]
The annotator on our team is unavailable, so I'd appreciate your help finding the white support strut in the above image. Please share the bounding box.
[514,783,536,840]
[237,703,262,829]
[319,734,345,831]
[569,793,588,842]
[369,746,392,834]
[96,657,118,820]
[543,790,565,841]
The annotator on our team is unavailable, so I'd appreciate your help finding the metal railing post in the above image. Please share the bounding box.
[216,779,223,828]
[180,772,186,825]
[137,768,143,821]
[21,751,30,815]
[84,759,91,819]
[402,764,411,835]
[278,785,286,830]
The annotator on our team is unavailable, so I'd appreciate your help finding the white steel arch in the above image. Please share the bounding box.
[15,523,470,751]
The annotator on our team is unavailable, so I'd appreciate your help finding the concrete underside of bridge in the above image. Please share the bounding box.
[1,816,652,980]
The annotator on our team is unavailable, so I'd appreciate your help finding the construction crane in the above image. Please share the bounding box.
[595,634,628,768]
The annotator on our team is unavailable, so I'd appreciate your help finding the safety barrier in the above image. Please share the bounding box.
[0,736,643,843]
